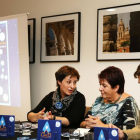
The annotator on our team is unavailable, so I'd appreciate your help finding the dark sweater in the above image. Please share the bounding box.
[28,91,85,128]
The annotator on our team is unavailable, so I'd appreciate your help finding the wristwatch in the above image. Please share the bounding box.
[122,133,128,140]
[53,115,56,120]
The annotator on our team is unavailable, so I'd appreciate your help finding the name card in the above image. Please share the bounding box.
[37,120,61,140]
[0,115,15,138]
[94,127,118,140]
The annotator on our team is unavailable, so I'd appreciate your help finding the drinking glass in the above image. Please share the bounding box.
[84,132,94,140]
[22,122,32,135]
[15,119,20,132]
[69,129,80,140]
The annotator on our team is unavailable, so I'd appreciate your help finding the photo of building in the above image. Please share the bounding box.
[103,12,132,53]
[45,20,74,56]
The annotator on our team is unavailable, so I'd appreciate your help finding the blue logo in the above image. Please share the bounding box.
[0,116,7,132]
[0,117,5,126]
[42,121,51,132]
[98,130,105,140]
[55,102,63,109]
[41,121,52,138]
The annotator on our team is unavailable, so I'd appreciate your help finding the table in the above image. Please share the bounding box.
[0,127,85,140]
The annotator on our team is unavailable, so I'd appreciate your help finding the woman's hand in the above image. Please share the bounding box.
[85,115,107,129]
[36,107,46,120]
[28,107,46,122]
[44,112,70,126]
[44,111,54,120]
[108,123,125,140]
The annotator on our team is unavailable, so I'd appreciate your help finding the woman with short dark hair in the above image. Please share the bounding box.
[27,66,85,127]
[98,66,125,94]
[80,66,139,130]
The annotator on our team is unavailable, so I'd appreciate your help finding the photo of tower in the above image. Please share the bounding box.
[117,13,130,52]
[103,11,140,53]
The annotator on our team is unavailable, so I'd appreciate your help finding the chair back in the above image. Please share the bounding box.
[84,106,90,117]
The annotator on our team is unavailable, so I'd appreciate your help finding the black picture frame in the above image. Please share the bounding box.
[40,12,81,62]
[97,3,140,61]
[28,18,36,63]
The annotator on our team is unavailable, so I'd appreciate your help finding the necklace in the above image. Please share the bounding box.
[107,94,122,104]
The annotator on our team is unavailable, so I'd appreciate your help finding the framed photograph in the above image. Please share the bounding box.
[41,12,81,62]
[97,3,140,61]
[28,18,36,63]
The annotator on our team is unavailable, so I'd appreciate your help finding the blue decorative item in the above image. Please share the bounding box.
[98,130,105,140]
[0,115,15,138]
[94,127,118,140]
[17,137,29,140]
[55,102,63,109]
[42,121,51,133]
[37,120,61,140]
[0,117,5,126]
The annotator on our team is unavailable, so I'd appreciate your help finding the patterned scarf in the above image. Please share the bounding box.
[50,87,77,117]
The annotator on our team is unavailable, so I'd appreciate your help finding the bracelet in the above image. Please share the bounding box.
[122,133,128,140]
[53,115,56,120]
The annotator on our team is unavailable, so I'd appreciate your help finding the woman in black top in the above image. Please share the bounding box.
[27,66,85,127]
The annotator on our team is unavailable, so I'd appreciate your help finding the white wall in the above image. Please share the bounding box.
[0,0,140,114]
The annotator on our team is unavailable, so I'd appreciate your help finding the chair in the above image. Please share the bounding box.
[84,106,90,117]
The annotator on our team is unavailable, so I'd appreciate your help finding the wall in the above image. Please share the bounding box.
[0,0,140,114]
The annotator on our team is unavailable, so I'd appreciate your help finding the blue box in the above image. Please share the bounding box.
[0,115,15,138]
[94,127,118,140]
[37,120,61,140]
